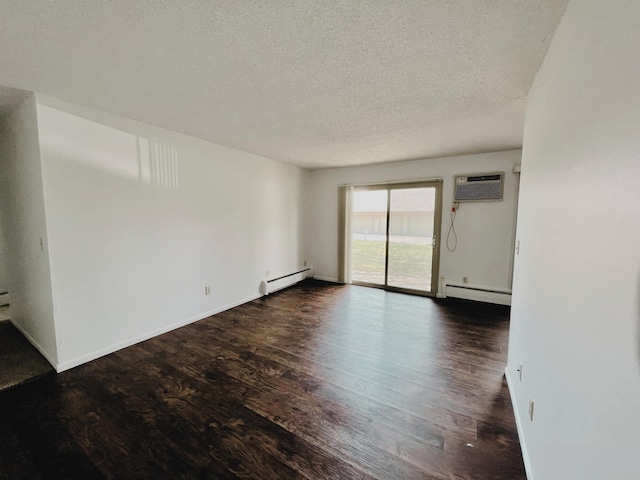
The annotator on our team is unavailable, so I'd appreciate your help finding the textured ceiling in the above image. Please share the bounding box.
[0,1,568,168]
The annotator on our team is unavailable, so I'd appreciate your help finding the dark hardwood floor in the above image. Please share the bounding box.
[0,280,525,479]
[0,320,54,392]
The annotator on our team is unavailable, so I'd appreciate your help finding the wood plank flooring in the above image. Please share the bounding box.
[0,280,525,479]
[0,320,54,393]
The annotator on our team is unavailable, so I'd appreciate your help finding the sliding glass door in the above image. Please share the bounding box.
[351,182,441,295]
[351,189,388,286]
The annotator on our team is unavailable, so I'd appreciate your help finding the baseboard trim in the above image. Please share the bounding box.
[56,293,262,373]
[505,366,534,480]
[10,319,58,369]
[312,276,340,283]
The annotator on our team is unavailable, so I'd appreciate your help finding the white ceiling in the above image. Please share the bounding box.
[0,1,568,169]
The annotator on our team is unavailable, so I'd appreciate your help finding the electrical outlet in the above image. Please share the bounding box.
[462,276,469,284]
[529,397,534,421]
[266,270,269,278]
[304,260,307,267]
[204,286,211,295]
[518,362,523,381]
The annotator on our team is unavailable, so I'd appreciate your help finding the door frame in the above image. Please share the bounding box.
[350,180,443,297]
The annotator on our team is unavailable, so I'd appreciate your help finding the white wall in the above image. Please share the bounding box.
[36,96,307,371]
[506,1,640,478]
[0,221,8,294]
[0,95,58,364]
[305,150,521,301]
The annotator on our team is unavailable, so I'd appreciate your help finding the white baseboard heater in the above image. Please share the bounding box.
[441,283,512,306]
[260,268,312,296]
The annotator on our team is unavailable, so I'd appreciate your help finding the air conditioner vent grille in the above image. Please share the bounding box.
[454,172,504,202]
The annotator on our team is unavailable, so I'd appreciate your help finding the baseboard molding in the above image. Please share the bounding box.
[56,293,262,373]
[505,366,534,480]
[312,275,340,283]
[10,319,58,369]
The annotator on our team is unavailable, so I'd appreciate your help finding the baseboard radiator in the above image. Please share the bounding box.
[0,291,9,307]
[260,268,312,296]
[441,283,512,306]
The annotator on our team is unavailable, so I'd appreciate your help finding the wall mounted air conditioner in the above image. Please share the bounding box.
[454,172,504,202]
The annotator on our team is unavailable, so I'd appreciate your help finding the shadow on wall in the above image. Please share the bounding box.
[135,137,179,189]
[38,106,180,190]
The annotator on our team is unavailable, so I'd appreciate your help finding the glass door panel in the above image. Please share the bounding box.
[351,189,388,285]
[387,187,436,292]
